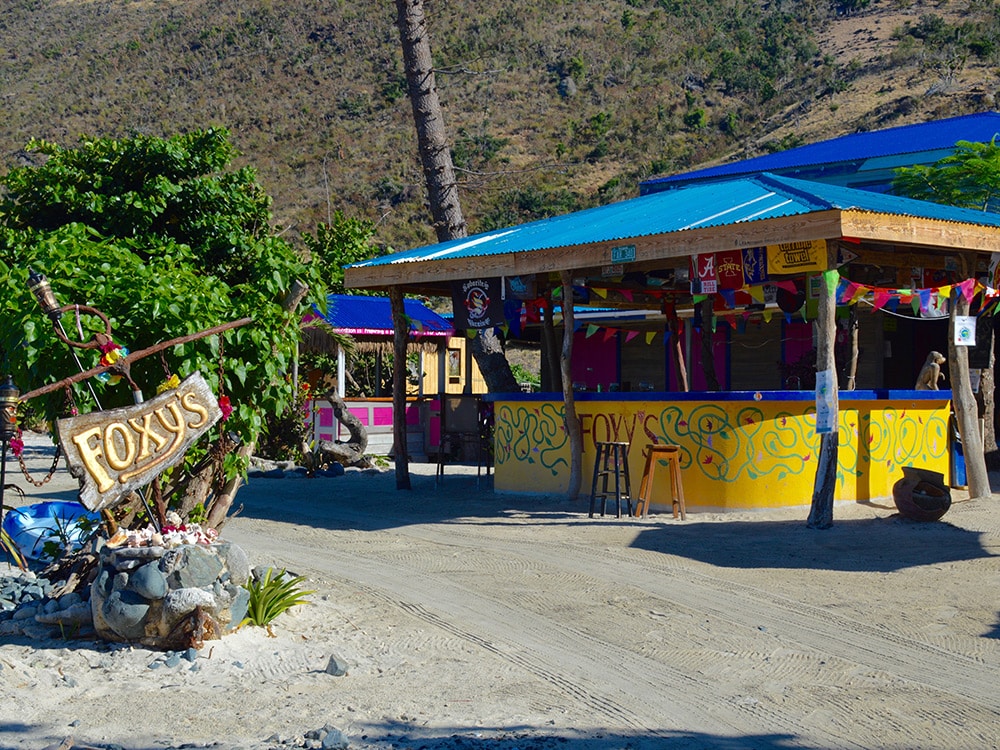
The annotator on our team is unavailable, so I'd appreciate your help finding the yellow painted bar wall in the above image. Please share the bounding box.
[492,396,950,510]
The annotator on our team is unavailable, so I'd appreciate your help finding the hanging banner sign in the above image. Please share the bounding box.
[690,253,718,294]
[954,315,977,347]
[451,278,505,330]
[741,247,769,285]
[766,239,828,275]
[505,275,537,301]
[57,372,223,512]
[715,250,745,290]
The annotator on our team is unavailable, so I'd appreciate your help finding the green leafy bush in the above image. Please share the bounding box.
[241,568,314,629]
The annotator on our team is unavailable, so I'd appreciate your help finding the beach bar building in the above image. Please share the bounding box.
[302,293,486,458]
[344,119,1000,514]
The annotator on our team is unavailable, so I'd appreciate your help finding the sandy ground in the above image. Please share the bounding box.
[1,434,999,750]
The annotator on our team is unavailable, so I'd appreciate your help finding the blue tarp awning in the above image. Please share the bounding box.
[308,294,453,338]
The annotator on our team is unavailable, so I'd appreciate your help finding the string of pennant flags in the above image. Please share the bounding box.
[442,269,1000,344]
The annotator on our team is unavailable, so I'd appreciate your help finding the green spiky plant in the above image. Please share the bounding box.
[1,517,26,570]
[1,484,27,570]
[241,568,314,634]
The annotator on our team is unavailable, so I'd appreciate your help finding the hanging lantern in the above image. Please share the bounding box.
[0,375,20,442]
[27,268,62,320]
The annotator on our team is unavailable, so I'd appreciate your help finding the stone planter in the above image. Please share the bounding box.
[91,541,251,650]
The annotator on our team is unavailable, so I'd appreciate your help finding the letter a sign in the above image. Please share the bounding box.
[57,372,223,511]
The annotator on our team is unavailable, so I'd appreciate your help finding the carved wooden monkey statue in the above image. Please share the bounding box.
[915,351,946,390]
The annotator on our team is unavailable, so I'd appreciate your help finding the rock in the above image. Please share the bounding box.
[321,727,350,749]
[90,542,249,649]
[163,587,215,619]
[325,654,349,677]
[99,590,150,641]
[129,562,168,599]
[219,543,251,587]
[35,601,92,628]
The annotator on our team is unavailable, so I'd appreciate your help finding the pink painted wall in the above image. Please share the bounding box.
[571,331,618,390]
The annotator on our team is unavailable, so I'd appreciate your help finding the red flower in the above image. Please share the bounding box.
[9,435,24,458]
[218,395,233,421]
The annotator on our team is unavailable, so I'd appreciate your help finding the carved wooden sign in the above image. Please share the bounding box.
[57,372,222,511]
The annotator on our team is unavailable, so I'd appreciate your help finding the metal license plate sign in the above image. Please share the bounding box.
[610,244,636,263]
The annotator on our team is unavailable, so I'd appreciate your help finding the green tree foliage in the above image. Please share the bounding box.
[301,211,381,295]
[0,129,327,521]
[893,138,1000,212]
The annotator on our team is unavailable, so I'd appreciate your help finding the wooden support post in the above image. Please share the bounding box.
[559,271,583,500]
[389,286,411,490]
[807,264,839,529]
[699,297,720,391]
[949,284,991,499]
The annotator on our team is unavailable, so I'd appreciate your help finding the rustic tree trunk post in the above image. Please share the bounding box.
[206,440,255,530]
[559,271,583,500]
[389,286,412,490]
[949,285,991,499]
[807,265,839,529]
[976,338,997,468]
[394,0,517,394]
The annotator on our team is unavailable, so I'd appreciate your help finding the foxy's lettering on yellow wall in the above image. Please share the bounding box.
[57,372,222,511]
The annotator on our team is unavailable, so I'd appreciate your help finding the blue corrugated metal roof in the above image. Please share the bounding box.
[349,173,1000,269]
[311,294,453,336]
[642,112,1000,190]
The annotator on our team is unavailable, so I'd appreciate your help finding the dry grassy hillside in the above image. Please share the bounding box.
[1,0,997,254]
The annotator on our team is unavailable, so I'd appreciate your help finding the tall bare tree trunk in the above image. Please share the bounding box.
[395,0,517,395]
[559,271,583,500]
[807,267,839,529]
[389,286,411,490]
[950,287,990,499]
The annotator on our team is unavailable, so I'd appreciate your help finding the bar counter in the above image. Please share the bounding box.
[485,390,952,511]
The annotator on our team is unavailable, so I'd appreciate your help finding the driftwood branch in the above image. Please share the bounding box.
[19,317,253,402]
[316,389,370,468]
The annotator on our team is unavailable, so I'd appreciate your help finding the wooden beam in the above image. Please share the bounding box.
[841,211,1000,253]
[344,211,847,289]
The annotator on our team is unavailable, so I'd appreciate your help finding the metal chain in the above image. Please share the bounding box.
[17,440,63,487]
[16,385,75,486]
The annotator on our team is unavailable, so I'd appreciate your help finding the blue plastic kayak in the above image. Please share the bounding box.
[2,501,100,560]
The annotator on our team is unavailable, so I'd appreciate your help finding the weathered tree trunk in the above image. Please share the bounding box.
[470,330,519,392]
[974,321,998,469]
[394,0,517,394]
[395,0,465,242]
[950,287,991,499]
[389,286,412,490]
[205,440,255,530]
[699,298,720,391]
[559,271,583,500]
[807,266,839,529]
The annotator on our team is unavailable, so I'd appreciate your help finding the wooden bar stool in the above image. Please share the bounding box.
[636,444,687,520]
[589,441,633,518]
